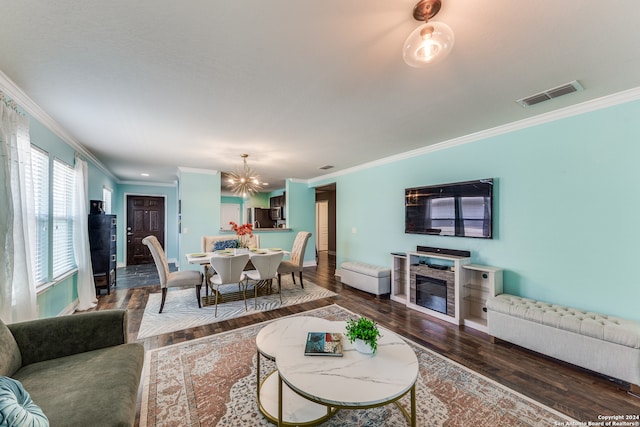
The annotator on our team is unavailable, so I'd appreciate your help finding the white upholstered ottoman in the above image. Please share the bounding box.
[339,262,391,296]
[487,294,640,393]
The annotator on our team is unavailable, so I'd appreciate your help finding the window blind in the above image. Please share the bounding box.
[52,158,76,278]
[30,146,49,285]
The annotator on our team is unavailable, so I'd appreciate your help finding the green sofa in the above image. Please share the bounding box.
[0,310,144,426]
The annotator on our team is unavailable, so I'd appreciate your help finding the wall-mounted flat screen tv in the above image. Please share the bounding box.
[405,178,493,239]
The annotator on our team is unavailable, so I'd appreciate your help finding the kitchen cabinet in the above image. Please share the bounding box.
[269,193,286,219]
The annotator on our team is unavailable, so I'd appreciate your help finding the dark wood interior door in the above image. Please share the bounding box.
[127,196,165,265]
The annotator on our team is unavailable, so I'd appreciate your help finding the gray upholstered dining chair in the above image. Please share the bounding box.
[209,253,250,316]
[245,251,285,308]
[142,235,203,313]
[277,231,311,289]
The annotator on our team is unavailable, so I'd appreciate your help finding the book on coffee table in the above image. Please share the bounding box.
[304,332,343,357]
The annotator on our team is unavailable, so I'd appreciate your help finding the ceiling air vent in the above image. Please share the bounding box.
[516,80,584,108]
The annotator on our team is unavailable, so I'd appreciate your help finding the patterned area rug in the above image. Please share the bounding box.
[137,276,337,339]
[140,305,575,426]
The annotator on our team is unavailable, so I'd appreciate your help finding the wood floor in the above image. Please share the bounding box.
[94,252,639,425]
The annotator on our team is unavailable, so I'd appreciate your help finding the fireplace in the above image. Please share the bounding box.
[409,263,455,318]
[415,275,447,314]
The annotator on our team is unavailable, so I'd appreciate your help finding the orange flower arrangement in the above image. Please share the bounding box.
[229,222,253,236]
[229,222,253,247]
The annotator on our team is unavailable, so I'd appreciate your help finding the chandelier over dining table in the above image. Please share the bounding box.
[226,154,261,197]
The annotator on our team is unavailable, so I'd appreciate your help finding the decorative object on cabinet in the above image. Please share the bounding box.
[88,214,117,295]
[89,199,104,214]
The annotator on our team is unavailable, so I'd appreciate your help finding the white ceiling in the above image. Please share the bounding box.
[2,1,640,190]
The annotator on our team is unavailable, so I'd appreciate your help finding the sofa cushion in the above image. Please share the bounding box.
[0,376,48,426]
[0,320,21,377]
[12,343,144,427]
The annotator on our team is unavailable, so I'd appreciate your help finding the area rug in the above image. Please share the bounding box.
[137,276,337,339]
[139,304,576,426]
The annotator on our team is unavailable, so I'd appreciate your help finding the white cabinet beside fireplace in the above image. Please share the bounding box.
[390,253,408,304]
[460,264,503,333]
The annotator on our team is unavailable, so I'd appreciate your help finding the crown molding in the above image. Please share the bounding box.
[0,70,118,181]
[308,86,640,185]
[287,178,308,184]
[118,180,177,187]
[177,166,219,176]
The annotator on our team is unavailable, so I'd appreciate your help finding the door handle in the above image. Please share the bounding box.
[127,232,134,236]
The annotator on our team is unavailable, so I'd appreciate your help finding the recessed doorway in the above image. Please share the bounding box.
[315,183,336,266]
[126,195,166,265]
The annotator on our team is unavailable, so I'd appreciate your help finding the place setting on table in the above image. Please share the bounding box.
[186,247,290,307]
[186,247,288,264]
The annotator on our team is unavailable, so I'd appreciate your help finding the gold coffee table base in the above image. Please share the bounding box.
[277,373,416,427]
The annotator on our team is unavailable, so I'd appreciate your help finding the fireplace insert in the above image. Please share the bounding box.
[416,274,447,314]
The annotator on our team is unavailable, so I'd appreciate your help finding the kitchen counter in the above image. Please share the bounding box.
[219,228,291,233]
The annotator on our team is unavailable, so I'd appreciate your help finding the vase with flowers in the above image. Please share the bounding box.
[229,222,253,252]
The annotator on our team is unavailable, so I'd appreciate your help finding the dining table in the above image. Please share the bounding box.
[186,248,290,306]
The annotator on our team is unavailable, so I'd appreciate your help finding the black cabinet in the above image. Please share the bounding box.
[88,214,117,294]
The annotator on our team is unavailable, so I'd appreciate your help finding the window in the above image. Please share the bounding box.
[29,146,49,285]
[52,158,76,278]
[102,186,112,214]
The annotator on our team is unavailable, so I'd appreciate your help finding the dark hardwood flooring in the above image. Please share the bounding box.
[94,252,639,425]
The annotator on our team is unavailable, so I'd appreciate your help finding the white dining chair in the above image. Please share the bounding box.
[245,252,285,308]
[209,254,250,316]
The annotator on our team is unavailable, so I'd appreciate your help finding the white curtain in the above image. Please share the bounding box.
[0,92,38,323]
[73,157,97,310]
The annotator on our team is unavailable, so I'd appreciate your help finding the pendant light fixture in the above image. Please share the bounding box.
[403,0,454,68]
[226,154,261,197]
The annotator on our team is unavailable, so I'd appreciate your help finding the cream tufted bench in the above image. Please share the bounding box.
[339,261,391,296]
[487,294,640,393]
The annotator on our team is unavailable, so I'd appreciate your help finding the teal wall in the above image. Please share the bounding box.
[12,90,640,322]
[313,99,640,322]
[246,192,270,208]
[178,170,221,271]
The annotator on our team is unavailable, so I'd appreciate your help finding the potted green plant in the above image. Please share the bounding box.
[345,317,382,354]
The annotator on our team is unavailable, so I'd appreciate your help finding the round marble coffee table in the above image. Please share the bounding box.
[255,316,338,426]
[258,316,419,426]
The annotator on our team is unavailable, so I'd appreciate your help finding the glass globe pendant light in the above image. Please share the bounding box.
[403,0,454,68]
